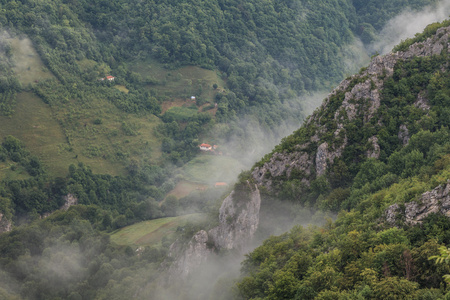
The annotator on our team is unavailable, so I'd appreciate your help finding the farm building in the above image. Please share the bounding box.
[199,143,212,151]
[100,75,115,81]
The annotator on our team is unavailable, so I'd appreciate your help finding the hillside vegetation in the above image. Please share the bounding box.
[0,1,446,299]
[0,0,438,172]
[237,20,450,299]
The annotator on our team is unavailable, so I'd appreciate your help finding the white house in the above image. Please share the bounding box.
[199,143,212,151]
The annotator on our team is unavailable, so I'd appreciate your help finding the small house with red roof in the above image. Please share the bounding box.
[100,75,115,81]
[199,143,212,151]
[215,182,227,188]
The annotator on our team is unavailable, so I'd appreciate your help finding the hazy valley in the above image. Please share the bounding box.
[0,1,449,299]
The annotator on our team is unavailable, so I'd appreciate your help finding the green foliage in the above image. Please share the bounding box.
[0,1,446,299]
[238,25,450,297]
[0,207,167,299]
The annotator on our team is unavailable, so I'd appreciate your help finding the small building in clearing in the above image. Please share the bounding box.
[215,182,227,188]
[101,75,115,81]
[199,143,212,151]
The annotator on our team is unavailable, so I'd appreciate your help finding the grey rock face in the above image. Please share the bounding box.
[315,142,329,177]
[385,180,450,226]
[415,91,431,111]
[167,184,261,279]
[167,230,213,279]
[61,194,78,211]
[367,136,380,159]
[398,124,410,146]
[0,213,12,234]
[209,185,261,251]
[252,26,450,190]
[252,151,313,189]
[385,204,400,225]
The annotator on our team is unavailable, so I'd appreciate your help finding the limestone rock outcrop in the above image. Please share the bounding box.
[61,194,78,211]
[167,230,213,279]
[0,213,12,234]
[167,183,261,279]
[385,180,450,226]
[209,185,261,251]
[252,25,450,191]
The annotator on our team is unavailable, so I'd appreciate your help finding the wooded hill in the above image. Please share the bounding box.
[0,0,439,225]
[0,2,447,299]
[237,20,450,299]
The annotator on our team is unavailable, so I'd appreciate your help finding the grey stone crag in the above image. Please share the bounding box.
[166,184,261,280]
[61,194,78,211]
[166,230,213,279]
[315,142,329,177]
[367,136,380,159]
[252,26,450,191]
[209,185,261,251]
[398,124,410,146]
[385,180,450,226]
[0,213,12,234]
[252,151,313,190]
[415,91,431,111]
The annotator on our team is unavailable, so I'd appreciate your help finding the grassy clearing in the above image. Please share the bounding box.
[114,85,129,94]
[9,37,54,86]
[129,59,226,107]
[167,180,209,199]
[110,213,206,247]
[0,161,30,181]
[182,155,245,185]
[0,92,76,177]
[0,90,163,177]
[161,98,196,114]
[52,94,163,175]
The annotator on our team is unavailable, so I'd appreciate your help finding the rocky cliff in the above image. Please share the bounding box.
[166,24,450,281]
[252,25,450,191]
[167,183,261,279]
[385,180,450,226]
[209,184,261,251]
[0,212,12,234]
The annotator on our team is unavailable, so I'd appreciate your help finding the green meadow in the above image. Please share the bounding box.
[110,213,206,247]
[130,59,226,103]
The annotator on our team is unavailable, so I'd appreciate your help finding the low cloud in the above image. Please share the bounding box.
[370,0,450,54]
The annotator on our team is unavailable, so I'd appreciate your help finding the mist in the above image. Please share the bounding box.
[150,3,450,297]
[143,202,334,300]
[370,0,450,55]
[160,25,371,300]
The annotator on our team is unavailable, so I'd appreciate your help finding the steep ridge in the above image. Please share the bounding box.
[252,24,449,192]
[167,182,261,279]
[166,23,450,281]
[235,22,450,299]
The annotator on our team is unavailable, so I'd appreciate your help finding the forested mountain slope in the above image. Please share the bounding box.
[0,2,448,299]
[236,21,450,299]
[0,0,441,231]
[0,0,440,171]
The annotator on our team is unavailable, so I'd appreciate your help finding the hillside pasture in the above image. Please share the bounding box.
[129,59,225,107]
[0,160,30,181]
[167,180,209,199]
[0,92,75,176]
[9,36,54,85]
[0,90,163,177]
[110,213,206,247]
[53,94,163,175]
